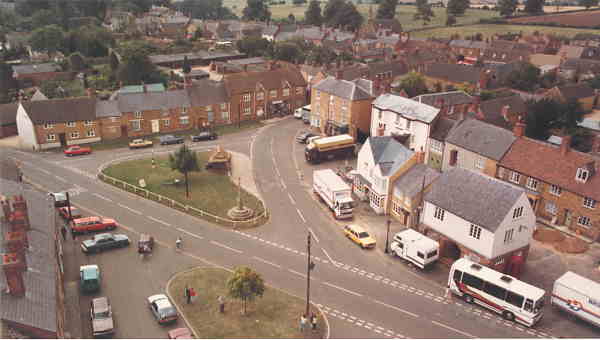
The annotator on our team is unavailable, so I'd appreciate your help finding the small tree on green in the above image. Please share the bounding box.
[182,55,191,74]
[168,144,200,199]
[227,266,265,315]
[446,0,468,17]
[399,71,428,97]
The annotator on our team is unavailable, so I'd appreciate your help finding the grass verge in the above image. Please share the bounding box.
[167,267,327,339]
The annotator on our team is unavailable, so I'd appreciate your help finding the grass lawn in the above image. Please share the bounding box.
[411,23,600,39]
[102,151,265,224]
[167,268,327,338]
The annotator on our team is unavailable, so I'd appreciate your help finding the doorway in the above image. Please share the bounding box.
[58,133,66,147]
[151,120,160,133]
[564,209,572,227]
[444,240,461,260]
[121,125,128,138]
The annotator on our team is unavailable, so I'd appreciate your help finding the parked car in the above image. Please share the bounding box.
[148,294,178,324]
[64,145,92,157]
[58,206,82,220]
[343,224,376,249]
[129,139,153,149]
[168,327,193,339]
[159,135,184,145]
[80,264,101,293]
[49,191,68,207]
[71,216,117,235]
[81,233,130,253]
[296,132,316,144]
[90,297,115,337]
[191,131,217,142]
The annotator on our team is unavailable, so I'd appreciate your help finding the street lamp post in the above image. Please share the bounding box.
[305,232,315,316]
[384,219,391,254]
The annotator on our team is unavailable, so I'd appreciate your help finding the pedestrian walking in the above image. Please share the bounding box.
[310,313,317,331]
[185,287,191,304]
[218,295,225,313]
[175,236,182,251]
[189,287,197,303]
[60,226,67,240]
[299,314,307,332]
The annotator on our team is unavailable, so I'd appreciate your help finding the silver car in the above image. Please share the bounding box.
[91,297,115,337]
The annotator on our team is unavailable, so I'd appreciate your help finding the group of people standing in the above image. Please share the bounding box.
[300,313,318,332]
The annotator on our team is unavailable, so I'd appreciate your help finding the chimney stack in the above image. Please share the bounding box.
[560,135,572,156]
[10,195,30,232]
[513,116,526,137]
[501,104,511,121]
[1,253,26,296]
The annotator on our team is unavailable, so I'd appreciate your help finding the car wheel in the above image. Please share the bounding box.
[502,311,515,321]
[464,294,474,304]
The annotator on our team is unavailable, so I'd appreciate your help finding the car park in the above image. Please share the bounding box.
[64,145,92,156]
[159,135,184,145]
[148,294,178,324]
[58,206,82,220]
[80,264,101,293]
[81,233,130,253]
[168,327,193,339]
[71,216,117,235]
[343,224,376,249]
[90,297,115,337]
[296,132,316,144]
[129,139,153,149]
[191,131,217,142]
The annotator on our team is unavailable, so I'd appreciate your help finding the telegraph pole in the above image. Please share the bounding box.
[306,232,314,316]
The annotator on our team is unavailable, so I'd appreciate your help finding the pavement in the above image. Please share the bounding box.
[229,151,262,200]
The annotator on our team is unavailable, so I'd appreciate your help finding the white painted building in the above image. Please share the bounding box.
[16,103,39,150]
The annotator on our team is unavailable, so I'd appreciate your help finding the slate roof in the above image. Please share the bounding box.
[373,93,440,124]
[95,100,121,118]
[449,39,487,49]
[423,63,482,85]
[413,91,473,107]
[555,83,596,100]
[368,136,414,176]
[117,90,191,112]
[425,168,525,232]
[0,103,18,125]
[23,97,97,124]
[367,61,408,78]
[500,137,600,201]
[12,63,61,75]
[187,79,228,106]
[323,64,369,81]
[228,57,265,65]
[479,95,527,129]
[0,179,57,335]
[393,164,441,198]
[313,77,373,101]
[560,58,600,73]
[429,117,457,142]
[446,118,516,161]
[224,66,306,95]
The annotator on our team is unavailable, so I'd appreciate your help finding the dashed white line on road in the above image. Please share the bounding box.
[38,168,51,175]
[176,228,204,239]
[288,193,296,205]
[210,241,243,254]
[308,227,319,242]
[288,269,307,278]
[431,321,475,338]
[93,193,112,202]
[322,248,337,266]
[323,282,363,297]
[149,216,171,226]
[296,208,306,223]
[372,299,419,318]
[55,175,67,182]
[118,203,141,215]
[274,165,281,177]
[281,178,287,189]
[253,256,282,269]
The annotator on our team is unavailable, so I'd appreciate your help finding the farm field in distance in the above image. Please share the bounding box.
[508,9,600,27]
[411,23,600,39]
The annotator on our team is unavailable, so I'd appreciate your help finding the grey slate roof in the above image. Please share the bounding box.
[117,90,191,112]
[95,100,121,118]
[187,79,228,106]
[393,164,441,199]
[413,91,473,107]
[368,136,414,176]
[23,97,97,124]
[425,168,524,232]
[12,63,60,75]
[373,93,440,124]
[313,76,374,101]
[429,117,457,142]
[445,118,516,161]
[0,103,18,125]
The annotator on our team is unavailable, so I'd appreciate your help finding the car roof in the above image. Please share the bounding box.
[347,224,366,233]
[74,216,100,223]
[92,297,110,313]
[94,233,113,240]
[81,265,99,278]
[148,293,169,304]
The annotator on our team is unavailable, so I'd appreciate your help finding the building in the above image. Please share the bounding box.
[422,63,492,92]
[95,100,122,140]
[475,95,527,130]
[390,163,440,227]
[311,76,374,139]
[0,103,18,138]
[187,79,230,127]
[448,39,488,60]
[442,118,516,177]
[498,134,600,242]
[412,91,475,119]
[427,117,457,170]
[422,168,535,275]
[11,63,68,87]
[543,83,598,112]
[370,93,440,155]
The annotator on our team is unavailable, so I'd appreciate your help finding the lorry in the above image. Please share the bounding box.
[389,229,439,269]
[313,169,354,219]
[305,134,355,164]
[551,271,600,328]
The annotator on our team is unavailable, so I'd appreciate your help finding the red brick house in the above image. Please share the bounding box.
[11,63,72,87]
[187,79,230,128]
[0,103,18,138]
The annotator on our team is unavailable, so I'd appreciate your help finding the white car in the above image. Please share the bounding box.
[294,108,303,119]
[148,294,178,324]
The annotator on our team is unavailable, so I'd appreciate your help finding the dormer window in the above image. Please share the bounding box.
[576,168,589,182]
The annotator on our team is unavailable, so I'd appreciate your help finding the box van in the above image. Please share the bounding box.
[551,271,600,327]
[80,264,101,293]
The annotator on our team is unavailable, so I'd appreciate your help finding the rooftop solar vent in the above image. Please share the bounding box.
[500,275,513,283]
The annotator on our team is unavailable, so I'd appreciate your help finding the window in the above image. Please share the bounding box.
[86,130,95,137]
[208,111,214,122]
[270,90,277,98]
[483,282,507,300]
[205,105,213,112]
[431,140,443,153]
[316,91,320,100]
[392,201,403,216]
[545,201,557,215]
[506,291,524,309]
[131,120,141,131]
[134,111,142,118]
[66,121,76,127]
[417,251,424,259]
[526,177,539,191]
[220,103,227,110]
[497,167,505,178]
[434,207,445,221]
[513,206,524,219]
[179,116,189,125]
[182,107,187,114]
[519,225,526,232]
[110,117,119,123]
[296,87,303,95]
[549,185,561,196]
[70,131,79,139]
[84,120,94,126]
[243,93,251,102]
[44,123,54,129]
[256,92,264,101]
[163,119,170,127]
[462,273,484,290]
[524,299,534,312]
[243,106,251,115]
[576,168,589,182]
[449,150,458,166]
[509,171,521,184]
[583,197,596,209]
[578,216,591,227]
[453,269,463,283]
[283,88,290,97]
[469,224,482,239]
[222,110,230,120]
[47,133,56,141]
[504,229,514,244]
[475,157,484,170]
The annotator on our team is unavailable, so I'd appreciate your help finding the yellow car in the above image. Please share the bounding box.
[343,224,376,249]
[129,139,153,149]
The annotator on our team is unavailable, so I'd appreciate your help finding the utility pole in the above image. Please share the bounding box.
[306,232,315,316]
[66,191,72,220]
[384,219,391,254]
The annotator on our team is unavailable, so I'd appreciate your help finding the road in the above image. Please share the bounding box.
[4,118,599,338]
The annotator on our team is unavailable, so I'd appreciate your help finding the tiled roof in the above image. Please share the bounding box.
[479,95,527,129]
[312,76,373,101]
[425,168,525,232]
[560,58,600,73]
[500,137,600,201]
[449,39,487,49]
[323,64,369,81]
[368,136,414,176]
[117,90,191,112]
[393,164,441,198]
[429,117,457,142]
[529,53,562,67]
[23,97,97,124]
[12,63,60,75]
[423,63,482,85]
[0,103,18,125]
[224,66,306,95]
[413,91,473,107]
[187,79,228,106]
[373,93,439,124]
[446,118,516,161]
[555,83,596,100]
[95,100,121,118]
[367,61,408,78]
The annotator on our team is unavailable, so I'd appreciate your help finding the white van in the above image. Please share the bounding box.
[294,104,311,119]
[552,271,600,327]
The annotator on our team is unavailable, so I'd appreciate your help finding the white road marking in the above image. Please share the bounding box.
[322,248,337,266]
[431,321,475,338]
[253,256,282,269]
[38,168,51,175]
[373,299,419,318]
[323,282,362,297]
[55,175,67,182]
[176,228,204,239]
[210,241,243,254]
[308,227,319,242]
[288,269,307,278]
[118,203,142,215]
[93,193,112,202]
[148,216,171,226]
[274,166,281,177]
[280,178,287,189]
[296,208,306,223]
[288,193,296,205]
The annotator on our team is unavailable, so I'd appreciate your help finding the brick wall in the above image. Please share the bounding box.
[98,117,122,140]
[34,120,100,148]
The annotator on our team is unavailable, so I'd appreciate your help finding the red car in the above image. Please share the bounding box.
[58,206,82,220]
[64,145,92,157]
[71,216,117,235]
[168,328,193,339]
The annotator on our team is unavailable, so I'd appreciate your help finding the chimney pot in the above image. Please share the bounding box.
[513,116,526,137]
[560,135,572,155]
[1,253,26,296]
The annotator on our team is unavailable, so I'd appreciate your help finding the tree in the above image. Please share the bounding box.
[414,0,434,25]
[116,41,162,85]
[323,0,345,24]
[304,0,323,26]
[110,51,120,72]
[293,0,307,4]
[498,0,518,16]
[525,98,584,140]
[74,0,109,20]
[456,82,476,95]
[69,53,87,72]
[62,25,114,57]
[15,0,50,17]
[587,75,600,89]
[227,266,265,315]
[273,42,304,63]
[446,14,457,26]
[242,0,271,21]
[181,56,191,74]
[29,25,64,56]
[376,0,398,19]
[30,9,60,30]
[168,144,200,199]
[447,0,469,17]
[506,63,541,91]
[337,2,363,31]
[398,71,428,97]
[236,36,272,57]
[0,61,15,104]
[179,0,237,20]
[579,0,599,9]
[524,0,544,14]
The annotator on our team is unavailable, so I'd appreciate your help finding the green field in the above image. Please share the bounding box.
[410,23,600,39]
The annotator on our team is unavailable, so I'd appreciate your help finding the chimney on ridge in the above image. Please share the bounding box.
[513,116,526,137]
[1,253,26,296]
[560,135,572,156]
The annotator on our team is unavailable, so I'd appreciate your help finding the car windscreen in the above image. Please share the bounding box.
[94,310,110,318]
[358,232,370,238]
[160,306,176,318]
